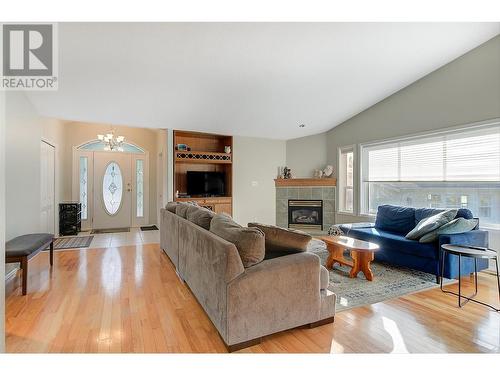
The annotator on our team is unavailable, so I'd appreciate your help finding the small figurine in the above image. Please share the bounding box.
[283,166,292,179]
[313,169,324,178]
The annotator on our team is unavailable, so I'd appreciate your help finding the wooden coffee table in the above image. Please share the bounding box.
[319,236,380,281]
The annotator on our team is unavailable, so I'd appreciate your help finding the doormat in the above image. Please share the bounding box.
[140,225,159,231]
[91,227,130,234]
[45,236,94,250]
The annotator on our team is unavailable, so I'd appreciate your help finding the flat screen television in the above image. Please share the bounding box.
[186,171,225,197]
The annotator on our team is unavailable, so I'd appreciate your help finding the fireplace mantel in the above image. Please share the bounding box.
[274,178,336,187]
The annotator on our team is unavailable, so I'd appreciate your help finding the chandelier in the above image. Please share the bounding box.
[97,128,125,151]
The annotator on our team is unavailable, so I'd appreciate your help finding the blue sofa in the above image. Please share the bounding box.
[339,205,489,281]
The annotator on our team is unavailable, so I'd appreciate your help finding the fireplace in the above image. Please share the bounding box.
[288,200,323,231]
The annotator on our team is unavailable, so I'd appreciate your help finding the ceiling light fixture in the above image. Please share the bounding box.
[97,127,125,151]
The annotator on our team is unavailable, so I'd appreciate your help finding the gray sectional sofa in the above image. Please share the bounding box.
[160,204,336,351]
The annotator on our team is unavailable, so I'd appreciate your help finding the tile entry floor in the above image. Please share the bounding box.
[68,227,160,249]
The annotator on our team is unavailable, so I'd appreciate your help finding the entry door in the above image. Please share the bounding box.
[93,152,132,229]
[40,141,55,234]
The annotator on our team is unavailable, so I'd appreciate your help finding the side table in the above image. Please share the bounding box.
[440,244,499,312]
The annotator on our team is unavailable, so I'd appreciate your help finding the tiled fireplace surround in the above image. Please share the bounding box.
[276,186,336,233]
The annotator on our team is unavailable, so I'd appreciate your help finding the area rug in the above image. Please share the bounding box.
[140,225,159,231]
[48,236,94,250]
[91,227,130,234]
[308,239,452,312]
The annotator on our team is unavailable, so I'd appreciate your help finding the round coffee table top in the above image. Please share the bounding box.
[320,235,380,252]
[441,244,497,259]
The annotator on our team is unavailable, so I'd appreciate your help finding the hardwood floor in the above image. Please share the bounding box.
[5,244,500,353]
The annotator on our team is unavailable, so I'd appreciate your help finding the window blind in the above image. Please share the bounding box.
[363,124,500,182]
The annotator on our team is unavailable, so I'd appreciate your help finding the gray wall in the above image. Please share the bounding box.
[285,35,500,252]
[232,136,286,226]
[286,133,327,178]
[328,34,500,224]
[325,35,500,173]
[286,35,500,225]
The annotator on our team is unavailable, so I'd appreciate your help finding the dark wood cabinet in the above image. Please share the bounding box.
[59,203,82,236]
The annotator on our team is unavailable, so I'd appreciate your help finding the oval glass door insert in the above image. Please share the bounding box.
[102,162,123,215]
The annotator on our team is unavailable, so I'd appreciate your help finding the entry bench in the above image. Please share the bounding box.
[6,233,54,295]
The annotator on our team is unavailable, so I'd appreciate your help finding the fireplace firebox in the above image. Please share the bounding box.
[288,200,323,231]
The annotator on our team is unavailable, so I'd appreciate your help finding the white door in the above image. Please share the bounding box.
[40,141,55,234]
[93,152,132,229]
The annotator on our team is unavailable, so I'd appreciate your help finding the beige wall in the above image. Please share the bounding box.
[232,136,286,226]
[156,129,169,224]
[0,90,6,352]
[61,122,160,224]
[286,132,327,178]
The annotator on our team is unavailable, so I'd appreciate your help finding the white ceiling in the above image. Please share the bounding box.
[27,23,500,140]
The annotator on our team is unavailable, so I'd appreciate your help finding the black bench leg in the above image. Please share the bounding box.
[50,241,54,266]
[21,256,28,295]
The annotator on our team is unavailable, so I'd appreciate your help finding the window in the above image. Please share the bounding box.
[102,162,123,215]
[136,159,144,218]
[79,157,88,220]
[78,140,145,154]
[360,123,500,228]
[338,146,354,213]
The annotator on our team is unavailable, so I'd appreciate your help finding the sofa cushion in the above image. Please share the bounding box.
[175,201,198,218]
[165,201,178,213]
[186,205,215,230]
[419,218,479,243]
[405,209,457,240]
[375,205,416,234]
[6,233,54,257]
[248,223,311,255]
[344,227,439,260]
[210,214,265,268]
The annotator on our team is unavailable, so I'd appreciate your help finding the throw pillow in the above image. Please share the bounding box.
[248,222,312,257]
[186,205,215,230]
[327,225,344,236]
[210,214,265,268]
[419,218,479,243]
[405,209,458,240]
[165,201,178,213]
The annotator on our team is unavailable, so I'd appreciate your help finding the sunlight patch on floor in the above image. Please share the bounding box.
[382,317,409,353]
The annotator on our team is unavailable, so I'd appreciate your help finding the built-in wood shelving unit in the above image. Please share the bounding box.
[173,130,233,215]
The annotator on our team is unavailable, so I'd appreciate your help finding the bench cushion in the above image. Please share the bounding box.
[6,233,54,257]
